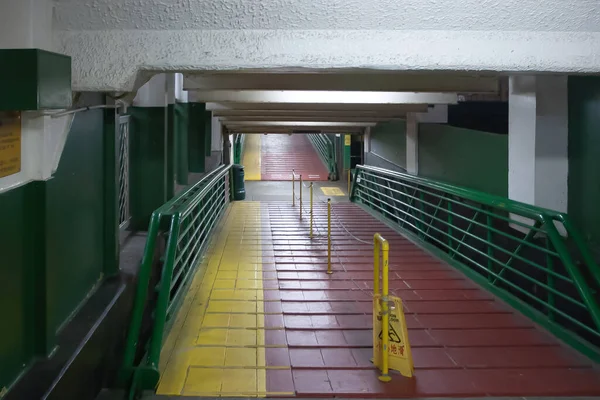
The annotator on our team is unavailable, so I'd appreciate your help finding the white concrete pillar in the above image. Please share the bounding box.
[133,74,168,107]
[405,113,418,175]
[0,0,53,50]
[167,73,188,105]
[508,75,568,212]
[212,115,223,152]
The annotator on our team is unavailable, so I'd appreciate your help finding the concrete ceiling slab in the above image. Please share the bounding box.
[54,0,600,32]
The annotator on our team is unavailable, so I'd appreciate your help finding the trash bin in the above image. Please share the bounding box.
[232,164,246,201]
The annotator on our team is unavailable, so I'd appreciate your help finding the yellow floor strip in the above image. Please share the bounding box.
[320,187,345,196]
[157,202,271,397]
[242,135,261,180]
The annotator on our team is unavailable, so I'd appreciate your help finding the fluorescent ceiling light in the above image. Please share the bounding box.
[192,90,457,104]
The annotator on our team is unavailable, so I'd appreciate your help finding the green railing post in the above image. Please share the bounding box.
[120,165,233,395]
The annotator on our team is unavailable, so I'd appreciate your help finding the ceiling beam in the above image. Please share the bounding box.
[184,72,499,93]
[219,116,404,123]
[226,126,365,133]
[206,102,431,112]
[210,108,422,117]
[191,90,457,105]
[223,121,376,128]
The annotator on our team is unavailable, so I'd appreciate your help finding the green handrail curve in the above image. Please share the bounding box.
[308,133,337,180]
[233,134,246,164]
[351,164,600,361]
[120,165,232,397]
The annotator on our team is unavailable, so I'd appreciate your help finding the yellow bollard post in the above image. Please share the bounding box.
[299,175,303,220]
[310,182,313,239]
[373,233,391,382]
[292,169,295,207]
[373,237,380,301]
[380,238,391,382]
[327,198,332,274]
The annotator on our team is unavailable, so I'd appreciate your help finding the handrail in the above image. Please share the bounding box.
[351,164,600,361]
[308,133,337,180]
[120,164,232,396]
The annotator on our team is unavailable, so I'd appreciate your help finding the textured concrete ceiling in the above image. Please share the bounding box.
[54,0,600,32]
[52,0,600,91]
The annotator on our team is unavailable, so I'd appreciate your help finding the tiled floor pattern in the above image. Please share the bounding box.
[241,134,262,181]
[157,200,600,397]
[261,135,329,181]
[157,202,293,396]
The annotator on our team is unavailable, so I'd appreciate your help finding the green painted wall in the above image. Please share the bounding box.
[0,184,35,393]
[370,121,407,169]
[418,124,508,196]
[0,106,113,392]
[46,109,106,333]
[188,103,206,173]
[204,110,212,157]
[175,102,190,185]
[129,106,168,230]
[568,76,600,256]
[166,104,176,199]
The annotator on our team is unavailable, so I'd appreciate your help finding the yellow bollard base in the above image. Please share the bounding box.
[378,374,392,383]
[326,270,333,275]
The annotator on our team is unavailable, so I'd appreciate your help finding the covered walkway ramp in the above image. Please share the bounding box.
[120,165,600,399]
[241,134,333,182]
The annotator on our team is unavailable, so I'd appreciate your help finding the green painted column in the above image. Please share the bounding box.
[129,106,168,230]
[188,103,206,173]
[175,102,190,185]
[568,76,600,256]
[343,134,352,171]
[205,110,212,157]
[166,104,176,199]
[102,106,119,277]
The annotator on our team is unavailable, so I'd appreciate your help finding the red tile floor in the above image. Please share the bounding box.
[262,202,600,397]
[261,134,329,181]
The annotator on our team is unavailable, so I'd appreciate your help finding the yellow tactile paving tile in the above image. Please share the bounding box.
[242,134,261,180]
[156,202,290,397]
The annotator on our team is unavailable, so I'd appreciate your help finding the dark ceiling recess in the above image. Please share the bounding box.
[448,101,508,135]
[292,130,321,134]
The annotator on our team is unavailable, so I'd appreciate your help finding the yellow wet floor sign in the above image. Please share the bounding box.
[372,295,414,378]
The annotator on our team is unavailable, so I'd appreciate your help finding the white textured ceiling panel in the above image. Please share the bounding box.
[53,0,600,32]
[56,29,600,91]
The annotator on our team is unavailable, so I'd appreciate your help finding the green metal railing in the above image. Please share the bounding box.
[118,115,131,229]
[233,134,246,164]
[120,165,232,397]
[308,133,337,180]
[351,165,600,361]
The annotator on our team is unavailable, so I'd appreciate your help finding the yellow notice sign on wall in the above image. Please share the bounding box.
[344,135,351,146]
[0,112,21,178]
[373,295,414,378]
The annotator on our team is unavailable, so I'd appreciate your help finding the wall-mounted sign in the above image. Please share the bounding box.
[345,134,351,146]
[0,112,22,178]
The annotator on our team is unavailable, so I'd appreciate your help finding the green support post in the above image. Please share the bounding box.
[102,106,119,276]
[188,103,206,173]
[176,102,189,185]
[204,110,212,157]
[25,181,53,356]
[129,106,168,230]
[166,104,176,199]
